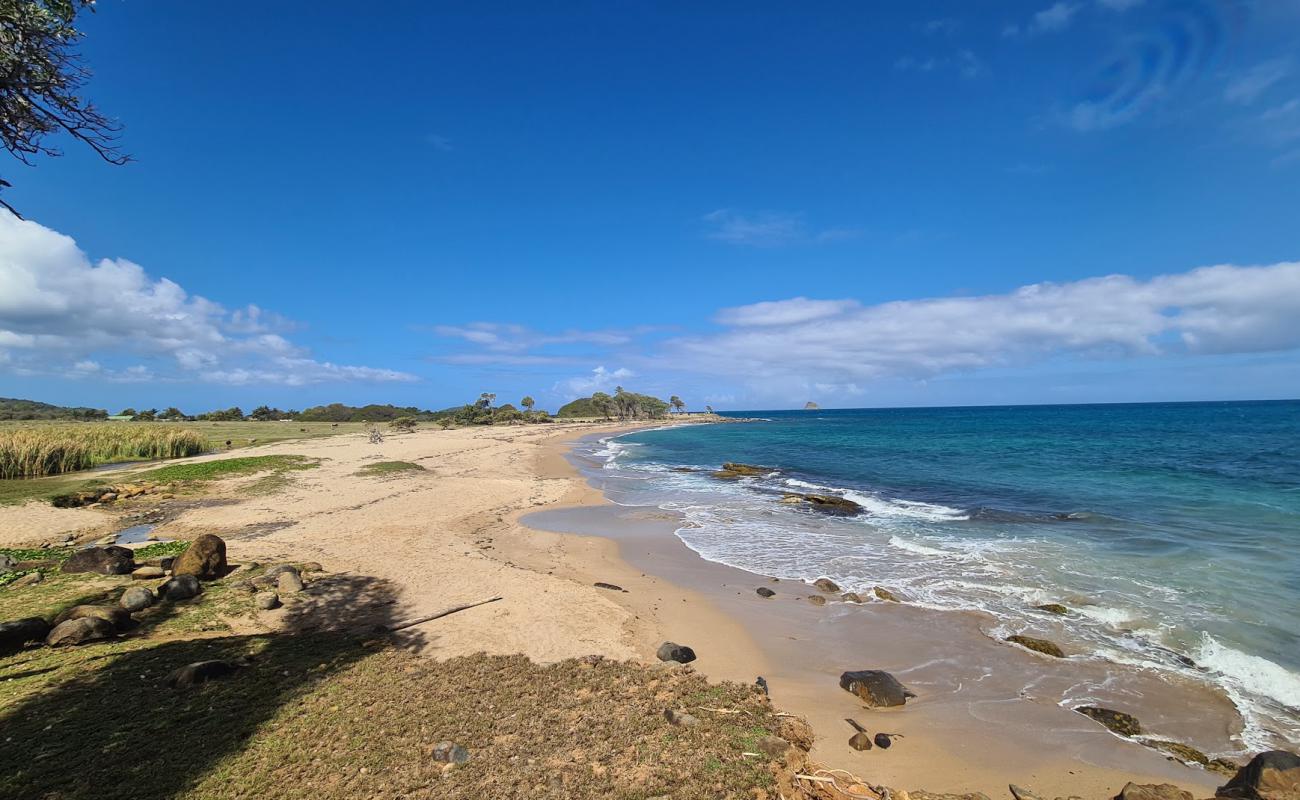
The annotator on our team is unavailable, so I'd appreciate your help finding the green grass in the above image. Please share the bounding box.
[353,460,424,477]
[131,454,320,484]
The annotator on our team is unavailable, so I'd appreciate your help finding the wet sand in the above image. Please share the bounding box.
[522,434,1231,797]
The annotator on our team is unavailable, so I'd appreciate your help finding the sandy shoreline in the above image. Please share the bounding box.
[0,421,1234,796]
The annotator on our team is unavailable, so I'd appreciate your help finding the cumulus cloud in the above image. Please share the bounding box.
[702,210,857,247]
[0,215,417,386]
[666,263,1300,386]
[554,366,635,398]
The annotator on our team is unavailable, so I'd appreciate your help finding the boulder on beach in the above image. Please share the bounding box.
[873,586,902,603]
[131,566,165,580]
[0,617,51,655]
[1075,706,1141,737]
[780,493,865,517]
[1113,783,1193,800]
[1035,603,1070,615]
[756,587,775,598]
[839,669,915,707]
[1145,739,1208,766]
[53,604,134,631]
[277,570,304,595]
[807,595,827,606]
[813,578,840,593]
[1006,634,1065,658]
[171,534,228,580]
[157,574,202,602]
[841,592,864,603]
[61,545,135,575]
[254,591,280,610]
[119,586,156,613]
[1216,750,1300,800]
[45,616,115,647]
[656,641,697,664]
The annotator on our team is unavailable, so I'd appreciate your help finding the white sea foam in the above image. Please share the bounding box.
[1196,633,1300,710]
[886,535,953,558]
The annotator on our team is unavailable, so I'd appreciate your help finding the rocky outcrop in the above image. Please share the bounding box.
[712,462,774,479]
[841,592,864,603]
[1216,750,1300,800]
[1035,603,1070,615]
[1006,634,1065,658]
[780,493,864,516]
[0,617,50,655]
[171,534,228,580]
[157,574,202,602]
[45,616,116,646]
[656,642,697,664]
[52,604,134,631]
[813,578,840,593]
[1113,783,1193,800]
[1145,739,1208,766]
[61,545,135,575]
[839,669,915,707]
[1075,706,1141,737]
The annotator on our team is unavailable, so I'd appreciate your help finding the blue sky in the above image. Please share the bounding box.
[2,0,1299,412]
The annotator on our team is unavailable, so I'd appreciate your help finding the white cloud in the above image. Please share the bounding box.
[554,366,634,398]
[665,263,1300,388]
[0,215,417,386]
[1225,59,1292,106]
[432,322,634,352]
[701,209,858,247]
[1031,2,1081,33]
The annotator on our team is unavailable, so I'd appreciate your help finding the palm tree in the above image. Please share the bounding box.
[670,395,685,414]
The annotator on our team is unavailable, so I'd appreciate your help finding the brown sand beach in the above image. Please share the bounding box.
[0,421,1266,797]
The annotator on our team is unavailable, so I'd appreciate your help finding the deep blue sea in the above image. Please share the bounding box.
[580,400,1300,748]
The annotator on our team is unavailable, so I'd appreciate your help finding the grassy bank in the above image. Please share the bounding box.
[0,425,207,479]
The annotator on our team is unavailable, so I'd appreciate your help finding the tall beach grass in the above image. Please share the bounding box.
[0,425,208,479]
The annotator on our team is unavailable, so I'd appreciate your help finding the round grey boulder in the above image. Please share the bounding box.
[157,574,202,602]
[656,641,697,664]
[46,616,116,647]
[254,591,281,610]
[120,586,156,613]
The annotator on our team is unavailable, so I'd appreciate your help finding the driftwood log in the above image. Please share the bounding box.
[377,596,502,632]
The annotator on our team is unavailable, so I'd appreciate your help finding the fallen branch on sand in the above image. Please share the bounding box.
[377,596,503,632]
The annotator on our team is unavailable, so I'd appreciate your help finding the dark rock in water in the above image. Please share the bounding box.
[432,741,471,764]
[1075,706,1141,737]
[1113,783,1193,800]
[873,586,902,603]
[1145,739,1208,765]
[119,586,155,613]
[722,462,772,476]
[1216,750,1300,800]
[53,604,134,631]
[1035,603,1069,615]
[171,534,228,580]
[0,617,50,655]
[756,587,776,598]
[839,670,915,707]
[45,616,115,646]
[780,493,865,517]
[167,659,240,689]
[158,574,202,602]
[841,592,864,603]
[593,582,625,592]
[61,545,135,575]
[814,578,840,593]
[1006,634,1065,658]
[656,641,697,664]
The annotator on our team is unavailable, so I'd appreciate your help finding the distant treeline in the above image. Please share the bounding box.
[557,388,669,420]
[0,397,108,421]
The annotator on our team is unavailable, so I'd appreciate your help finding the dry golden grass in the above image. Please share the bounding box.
[0,425,207,478]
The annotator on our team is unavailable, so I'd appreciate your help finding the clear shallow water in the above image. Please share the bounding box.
[578,401,1300,750]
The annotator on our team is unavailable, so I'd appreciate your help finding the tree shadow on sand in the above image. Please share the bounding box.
[0,571,421,800]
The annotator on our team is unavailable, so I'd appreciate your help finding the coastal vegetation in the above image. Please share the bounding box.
[354,460,424,477]
[0,425,207,479]
[0,397,107,421]
[557,387,670,420]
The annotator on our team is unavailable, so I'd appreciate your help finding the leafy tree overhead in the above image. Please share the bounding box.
[0,0,129,216]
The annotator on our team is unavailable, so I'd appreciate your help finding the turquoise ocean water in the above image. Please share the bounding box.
[579,401,1300,750]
